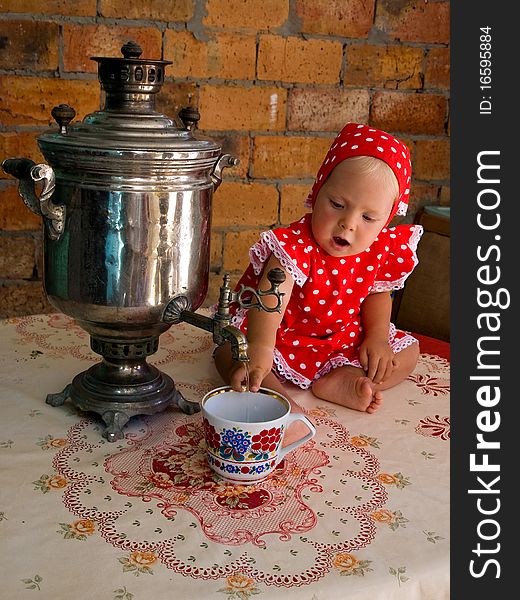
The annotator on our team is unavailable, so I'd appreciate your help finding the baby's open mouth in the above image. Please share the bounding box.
[333,236,349,247]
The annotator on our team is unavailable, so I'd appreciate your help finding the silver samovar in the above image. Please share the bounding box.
[2,42,284,441]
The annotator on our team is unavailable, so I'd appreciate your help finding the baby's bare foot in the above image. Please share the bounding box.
[356,377,383,413]
[345,376,383,413]
[311,367,385,414]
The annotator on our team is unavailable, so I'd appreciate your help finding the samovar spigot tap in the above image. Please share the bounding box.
[163,268,286,363]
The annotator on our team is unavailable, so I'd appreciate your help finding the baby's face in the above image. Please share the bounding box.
[311,159,395,257]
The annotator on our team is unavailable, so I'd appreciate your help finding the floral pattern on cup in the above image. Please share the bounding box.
[203,418,284,463]
[207,453,277,478]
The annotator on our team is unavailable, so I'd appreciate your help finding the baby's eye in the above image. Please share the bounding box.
[330,199,344,209]
[363,214,375,222]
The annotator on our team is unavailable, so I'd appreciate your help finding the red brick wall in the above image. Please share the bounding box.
[0,0,450,317]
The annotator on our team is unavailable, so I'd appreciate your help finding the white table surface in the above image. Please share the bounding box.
[0,312,450,599]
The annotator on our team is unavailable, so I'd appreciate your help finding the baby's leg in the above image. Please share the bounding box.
[312,343,419,414]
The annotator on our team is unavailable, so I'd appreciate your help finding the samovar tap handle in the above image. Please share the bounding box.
[2,158,64,240]
[220,268,286,314]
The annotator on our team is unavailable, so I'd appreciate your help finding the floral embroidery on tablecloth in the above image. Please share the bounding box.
[332,553,373,576]
[57,518,95,540]
[47,314,82,331]
[218,573,261,598]
[306,405,338,418]
[14,315,92,361]
[417,353,450,373]
[37,435,68,450]
[376,472,411,490]
[119,551,158,576]
[415,415,450,440]
[351,434,381,449]
[407,373,449,396]
[389,565,410,586]
[21,575,43,591]
[154,329,214,365]
[423,530,445,544]
[371,509,409,530]
[33,474,68,493]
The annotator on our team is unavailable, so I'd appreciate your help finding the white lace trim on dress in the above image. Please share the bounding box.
[372,278,407,293]
[272,348,313,389]
[408,224,423,252]
[231,308,247,330]
[391,334,417,354]
[250,230,308,287]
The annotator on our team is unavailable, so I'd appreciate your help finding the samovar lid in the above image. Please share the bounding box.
[37,42,220,158]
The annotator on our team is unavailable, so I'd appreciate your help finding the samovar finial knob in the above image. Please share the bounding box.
[121,41,143,59]
[51,104,76,134]
[179,106,201,131]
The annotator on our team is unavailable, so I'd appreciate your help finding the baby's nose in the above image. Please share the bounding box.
[339,215,355,230]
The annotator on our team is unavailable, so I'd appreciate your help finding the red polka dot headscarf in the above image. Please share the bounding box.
[305,122,412,222]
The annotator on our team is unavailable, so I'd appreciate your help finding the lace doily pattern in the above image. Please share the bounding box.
[52,410,387,587]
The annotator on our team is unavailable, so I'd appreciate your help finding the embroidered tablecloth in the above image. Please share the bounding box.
[0,312,450,599]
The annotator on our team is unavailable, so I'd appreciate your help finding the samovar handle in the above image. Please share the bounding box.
[2,158,65,241]
[211,154,240,190]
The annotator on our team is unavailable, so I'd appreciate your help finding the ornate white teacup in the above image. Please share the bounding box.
[201,386,316,484]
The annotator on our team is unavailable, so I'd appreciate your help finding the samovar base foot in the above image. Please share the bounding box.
[46,384,72,407]
[101,410,130,442]
[176,393,200,415]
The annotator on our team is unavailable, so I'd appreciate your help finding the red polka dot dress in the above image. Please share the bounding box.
[232,213,423,389]
[230,122,424,389]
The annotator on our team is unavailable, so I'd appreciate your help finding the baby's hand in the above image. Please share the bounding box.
[358,338,396,384]
[229,343,274,392]
[229,361,249,392]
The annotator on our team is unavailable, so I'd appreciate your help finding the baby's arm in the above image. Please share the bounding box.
[229,254,294,392]
[358,291,396,384]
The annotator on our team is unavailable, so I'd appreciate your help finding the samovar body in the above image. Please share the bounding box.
[40,147,215,341]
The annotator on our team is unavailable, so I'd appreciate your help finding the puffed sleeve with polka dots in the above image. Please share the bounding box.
[248,216,313,287]
[372,224,424,292]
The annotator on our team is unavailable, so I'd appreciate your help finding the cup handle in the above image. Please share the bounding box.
[277,414,316,461]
